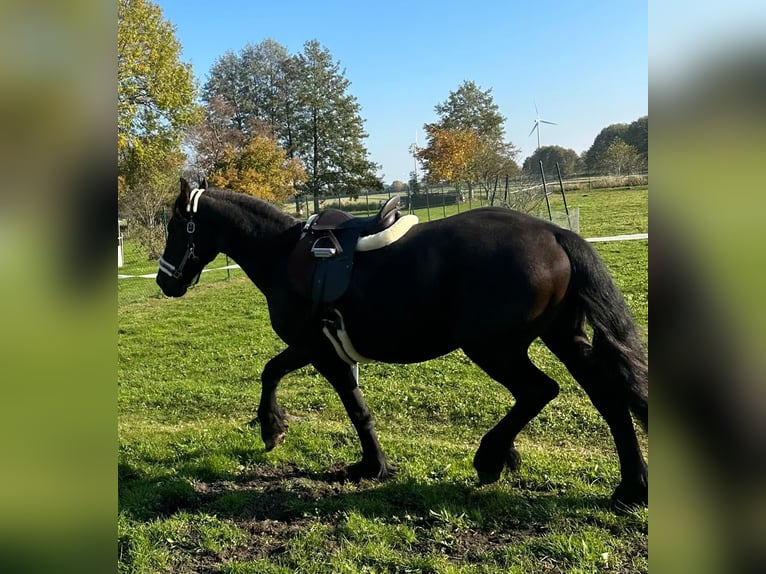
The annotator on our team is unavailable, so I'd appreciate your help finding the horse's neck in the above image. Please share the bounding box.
[209,195,298,290]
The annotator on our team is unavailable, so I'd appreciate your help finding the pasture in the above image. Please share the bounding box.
[118,187,648,573]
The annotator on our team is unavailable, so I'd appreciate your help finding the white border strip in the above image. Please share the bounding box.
[585,233,648,243]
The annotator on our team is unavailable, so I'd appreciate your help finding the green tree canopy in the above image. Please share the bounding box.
[522,145,583,177]
[434,80,506,145]
[603,139,642,175]
[118,0,199,178]
[584,116,647,174]
[118,0,200,257]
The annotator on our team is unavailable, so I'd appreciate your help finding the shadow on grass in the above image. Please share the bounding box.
[119,459,614,529]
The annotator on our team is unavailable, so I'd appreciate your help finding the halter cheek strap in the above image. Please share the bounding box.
[158,188,205,280]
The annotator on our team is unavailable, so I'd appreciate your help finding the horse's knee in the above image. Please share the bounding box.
[261,361,282,388]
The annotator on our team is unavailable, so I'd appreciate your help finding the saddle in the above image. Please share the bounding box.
[288,195,407,305]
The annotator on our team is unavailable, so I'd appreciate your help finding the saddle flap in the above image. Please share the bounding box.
[287,195,406,305]
[288,225,362,303]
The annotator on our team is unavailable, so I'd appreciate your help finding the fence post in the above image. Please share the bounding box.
[539,160,553,220]
[555,162,572,230]
[441,184,447,218]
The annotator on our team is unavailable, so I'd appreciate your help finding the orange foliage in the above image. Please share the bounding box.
[415,125,482,184]
[209,134,307,203]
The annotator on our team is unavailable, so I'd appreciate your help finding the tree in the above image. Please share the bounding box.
[293,40,381,211]
[584,116,648,174]
[201,39,381,212]
[522,145,583,177]
[603,139,641,175]
[417,80,516,200]
[625,115,648,167]
[208,130,306,203]
[434,81,505,145]
[118,0,199,172]
[203,39,292,139]
[118,0,200,255]
[119,148,184,258]
[416,126,482,185]
[186,97,245,176]
[470,141,520,204]
[388,180,409,194]
[584,123,628,173]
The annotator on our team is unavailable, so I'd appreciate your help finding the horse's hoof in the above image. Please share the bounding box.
[263,432,285,452]
[476,469,502,485]
[345,459,398,482]
[611,481,648,511]
[506,448,522,472]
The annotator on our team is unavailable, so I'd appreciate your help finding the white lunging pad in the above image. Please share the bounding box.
[356,214,418,252]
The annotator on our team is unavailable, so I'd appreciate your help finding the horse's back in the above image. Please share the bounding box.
[338,207,573,360]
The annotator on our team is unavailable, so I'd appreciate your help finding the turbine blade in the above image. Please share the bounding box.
[528,124,538,137]
[540,120,557,125]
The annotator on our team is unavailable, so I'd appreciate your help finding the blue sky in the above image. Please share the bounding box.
[155,0,647,184]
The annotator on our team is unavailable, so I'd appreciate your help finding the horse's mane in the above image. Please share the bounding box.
[202,188,299,235]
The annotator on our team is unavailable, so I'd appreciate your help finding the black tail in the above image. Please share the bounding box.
[555,230,648,430]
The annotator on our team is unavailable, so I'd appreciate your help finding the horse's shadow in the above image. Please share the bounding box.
[118,460,613,527]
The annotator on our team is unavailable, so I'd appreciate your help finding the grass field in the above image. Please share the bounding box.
[118,187,648,573]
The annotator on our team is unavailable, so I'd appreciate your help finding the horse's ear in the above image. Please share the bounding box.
[178,177,193,210]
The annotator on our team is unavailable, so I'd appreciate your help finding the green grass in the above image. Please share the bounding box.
[118,188,648,573]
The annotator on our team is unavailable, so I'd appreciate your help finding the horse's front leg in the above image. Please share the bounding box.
[313,354,398,481]
[252,346,308,451]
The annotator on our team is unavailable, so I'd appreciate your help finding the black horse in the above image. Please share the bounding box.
[157,178,648,508]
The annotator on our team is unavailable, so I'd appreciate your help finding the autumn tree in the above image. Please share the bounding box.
[201,39,381,211]
[208,129,306,203]
[416,126,481,184]
[186,97,245,176]
[418,81,517,201]
[118,0,200,256]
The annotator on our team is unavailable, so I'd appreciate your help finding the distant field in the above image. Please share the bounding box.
[118,188,648,573]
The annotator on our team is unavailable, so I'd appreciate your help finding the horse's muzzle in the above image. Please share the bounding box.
[156,273,188,298]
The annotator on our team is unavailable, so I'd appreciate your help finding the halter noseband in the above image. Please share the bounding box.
[158,188,205,285]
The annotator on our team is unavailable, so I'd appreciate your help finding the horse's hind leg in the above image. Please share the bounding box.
[542,325,648,508]
[252,346,309,451]
[464,344,560,485]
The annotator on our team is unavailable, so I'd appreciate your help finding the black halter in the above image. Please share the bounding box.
[158,188,205,287]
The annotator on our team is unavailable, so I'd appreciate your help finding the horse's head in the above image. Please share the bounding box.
[156,177,219,297]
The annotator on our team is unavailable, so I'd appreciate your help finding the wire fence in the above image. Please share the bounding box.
[118,173,646,306]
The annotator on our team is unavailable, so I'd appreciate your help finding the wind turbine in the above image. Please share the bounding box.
[528,104,557,150]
